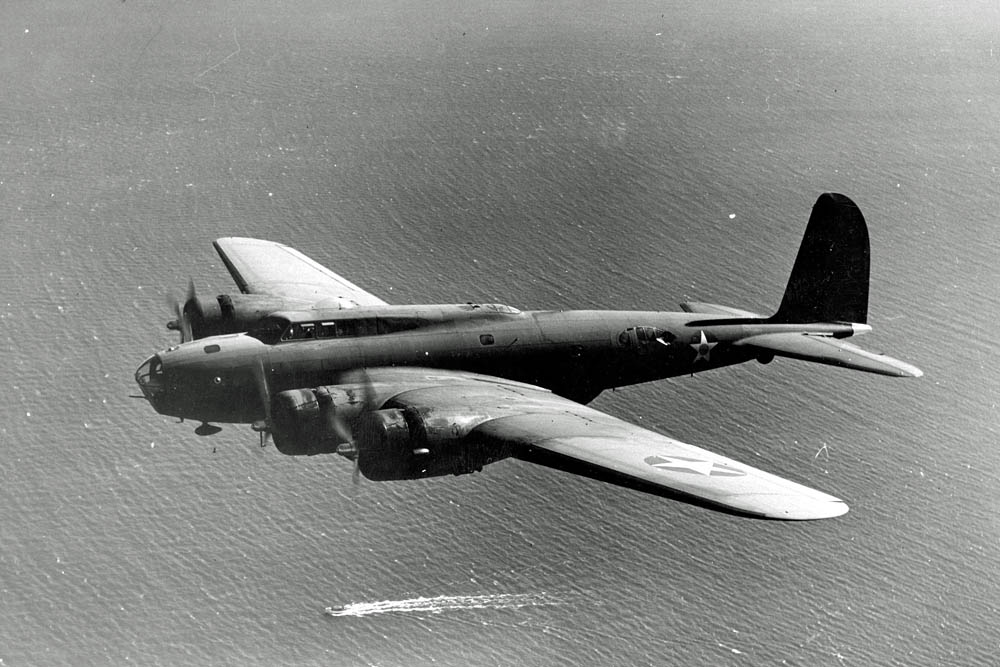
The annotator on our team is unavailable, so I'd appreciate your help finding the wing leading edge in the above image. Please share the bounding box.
[213,237,388,307]
[361,367,848,520]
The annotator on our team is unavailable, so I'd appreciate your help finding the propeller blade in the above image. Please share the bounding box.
[315,369,378,481]
[166,279,197,343]
[180,279,197,342]
[333,368,377,483]
[253,355,273,446]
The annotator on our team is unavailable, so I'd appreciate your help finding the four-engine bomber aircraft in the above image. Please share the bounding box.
[135,193,921,520]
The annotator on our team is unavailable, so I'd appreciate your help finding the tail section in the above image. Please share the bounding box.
[684,193,921,377]
[770,193,869,324]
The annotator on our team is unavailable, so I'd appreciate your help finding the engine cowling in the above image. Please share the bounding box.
[269,386,364,456]
[356,407,510,481]
[176,294,302,339]
[266,387,511,477]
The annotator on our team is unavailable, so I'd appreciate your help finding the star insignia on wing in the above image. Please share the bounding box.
[690,330,717,363]
[644,455,746,477]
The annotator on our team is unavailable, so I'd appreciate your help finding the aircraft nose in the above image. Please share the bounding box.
[135,354,166,404]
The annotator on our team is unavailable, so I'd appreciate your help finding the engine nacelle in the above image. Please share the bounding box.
[356,407,510,481]
[179,294,300,339]
[269,386,365,456]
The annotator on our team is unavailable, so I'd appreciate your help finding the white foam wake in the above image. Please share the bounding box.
[325,592,556,617]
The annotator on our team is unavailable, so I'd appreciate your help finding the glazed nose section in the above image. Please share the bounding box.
[135,354,166,404]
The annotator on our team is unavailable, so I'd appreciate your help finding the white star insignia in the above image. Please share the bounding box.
[690,330,717,363]
[644,455,747,477]
[649,456,716,476]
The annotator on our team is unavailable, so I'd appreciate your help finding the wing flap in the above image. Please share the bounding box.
[213,237,388,306]
[736,332,922,377]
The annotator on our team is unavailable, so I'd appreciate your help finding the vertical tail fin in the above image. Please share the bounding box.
[770,193,870,324]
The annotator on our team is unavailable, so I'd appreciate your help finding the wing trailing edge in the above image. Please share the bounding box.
[736,332,923,377]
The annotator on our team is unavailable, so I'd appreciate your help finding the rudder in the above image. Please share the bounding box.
[770,193,870,324]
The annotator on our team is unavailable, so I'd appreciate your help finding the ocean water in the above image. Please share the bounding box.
[2,1,998,665]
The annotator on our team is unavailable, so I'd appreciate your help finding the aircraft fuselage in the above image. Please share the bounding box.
[138,304,860,425]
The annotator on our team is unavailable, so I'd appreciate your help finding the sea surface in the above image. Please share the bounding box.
[2,1,998,665]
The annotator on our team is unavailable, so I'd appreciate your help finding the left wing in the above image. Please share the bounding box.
[213,237,388,307]
[361,368,848,520]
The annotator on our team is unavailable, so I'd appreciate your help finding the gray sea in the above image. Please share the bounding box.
[2,1,998,665]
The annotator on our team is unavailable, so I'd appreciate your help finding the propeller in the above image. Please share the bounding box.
[252,354,274,448]
[252,361,379,478]
[166,279,197,343]
[322,368,377,484]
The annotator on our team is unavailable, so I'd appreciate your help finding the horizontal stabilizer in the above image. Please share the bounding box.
[736,333,923,377]
[680,302,763,318]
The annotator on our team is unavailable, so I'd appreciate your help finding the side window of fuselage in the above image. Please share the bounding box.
[618,327,673,349]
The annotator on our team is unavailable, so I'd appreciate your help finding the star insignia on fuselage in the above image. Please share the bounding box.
[644,455,746,477]
[690,330,717,363]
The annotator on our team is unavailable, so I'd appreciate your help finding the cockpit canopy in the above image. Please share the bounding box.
[247,303,523,345]
[248,315,384,345]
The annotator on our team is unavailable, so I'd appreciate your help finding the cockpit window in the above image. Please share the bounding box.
[251,316,383,344]
[313,318,376,338]
[248,316,289,345]
[281,322,317,341]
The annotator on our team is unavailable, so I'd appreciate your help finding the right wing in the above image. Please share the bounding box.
[358,367,848,520]
[213,237,388,307]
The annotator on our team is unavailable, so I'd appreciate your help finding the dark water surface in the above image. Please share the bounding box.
[2,1,998,665]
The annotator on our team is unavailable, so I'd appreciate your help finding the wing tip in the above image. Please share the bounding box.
[214,237,287,248]
[751,500,849,521]
[782,499,849,521]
